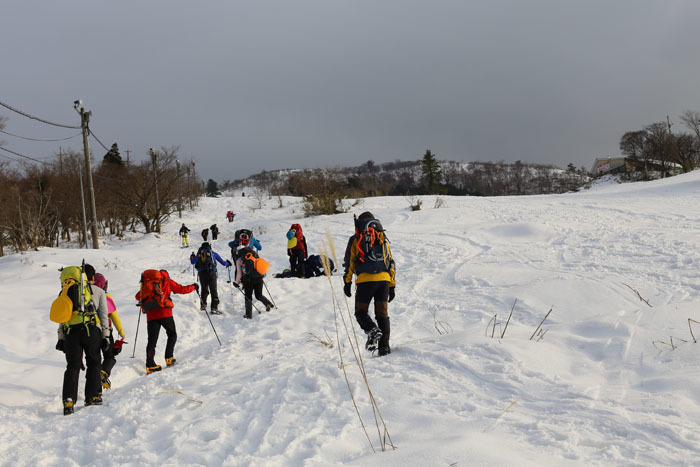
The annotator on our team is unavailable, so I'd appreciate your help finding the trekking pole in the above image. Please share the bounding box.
[194,289,222,346]
[226,265,232,284]
[262,280,277,309]
[131,306,142,358]
[233,285,262,314]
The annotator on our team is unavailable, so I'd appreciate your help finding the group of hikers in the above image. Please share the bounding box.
[50,211,396,415]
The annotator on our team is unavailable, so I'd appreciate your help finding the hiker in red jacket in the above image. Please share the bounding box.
[135,270,198,374]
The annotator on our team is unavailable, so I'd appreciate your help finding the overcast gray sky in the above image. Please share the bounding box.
[2,1,699,180]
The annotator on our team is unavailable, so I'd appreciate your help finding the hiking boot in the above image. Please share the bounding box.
[265,303,273,312]
[85,395,102,406]
[63,398,74,416]
[365,327,383,352]
[101,370,111,390]
[378,346,391,356]
[200,303,207,312]
[210,309,222,315]
[244,313,252,319]
[166,357,176,367]
[146,365,162,375]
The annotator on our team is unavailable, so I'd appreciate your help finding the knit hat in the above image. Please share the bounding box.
[93,272,107,290]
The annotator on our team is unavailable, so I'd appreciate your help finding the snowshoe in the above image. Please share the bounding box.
[265,303,273,312]
[101,370,111,390]
[166,357,176,367]
[63,398,74,416]
[365,327,383,352]
[210,309,222,315]
[85,395,102,406]
[200,304,207,312]
[146,365,162,375]
[244,313,252,319]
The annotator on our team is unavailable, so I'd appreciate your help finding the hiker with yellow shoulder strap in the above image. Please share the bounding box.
[54,262,110,413]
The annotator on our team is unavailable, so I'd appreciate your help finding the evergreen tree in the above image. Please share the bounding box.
[205,179,221,197]
[420,149,442,193]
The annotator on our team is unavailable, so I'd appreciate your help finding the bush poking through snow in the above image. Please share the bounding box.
[405,194,422,211]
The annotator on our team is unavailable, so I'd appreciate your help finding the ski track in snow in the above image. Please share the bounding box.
[2,173,700,465]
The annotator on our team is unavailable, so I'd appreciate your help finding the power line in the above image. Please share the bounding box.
[0,129,82,142]
[87,127,110,152]
[0,146,53,165]
[0,99,81,129]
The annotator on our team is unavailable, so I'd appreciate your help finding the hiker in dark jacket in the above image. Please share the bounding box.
[190,242,230,314]
[233,247,273,319]
[179,224,190,248]
[286,223,308,278]
[201,228,209,241]
[210,224,219,241]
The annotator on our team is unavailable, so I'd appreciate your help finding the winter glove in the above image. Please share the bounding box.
[388,287,395,303]
[193,283,199,292]
[190,253,196,260]
[343,282,352,298]
[113,339,126,356]
[101,339,111,353]
[233,282,240,289]
[226,260,232,267]
[55,339,65,353]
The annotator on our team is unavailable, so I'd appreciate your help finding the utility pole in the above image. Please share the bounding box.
[150,148,161,233]
[125,149,131,167]
[176,159,182,218]
[78,162,89,249]
[74,101,99,249]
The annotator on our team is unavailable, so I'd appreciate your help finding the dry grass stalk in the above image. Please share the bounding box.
[322,232,396,452]
[688,318,700,343]
[161,388,203,404]
[652,339,675,351]
[432,309,452,335]
[530,307,553,341]
[482,399,519,433]
[307,330,334,349]
[501,299,516,338]
[622,283,652,307]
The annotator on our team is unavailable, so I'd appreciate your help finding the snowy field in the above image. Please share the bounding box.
[2,171,700,466]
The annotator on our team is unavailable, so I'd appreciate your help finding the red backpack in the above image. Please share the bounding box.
[290,224,303,241]
[139,270,174,312]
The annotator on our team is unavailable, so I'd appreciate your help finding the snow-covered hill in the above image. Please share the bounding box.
[2,171,700,466]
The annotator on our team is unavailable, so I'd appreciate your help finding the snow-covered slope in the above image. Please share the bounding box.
[2,171,700,466]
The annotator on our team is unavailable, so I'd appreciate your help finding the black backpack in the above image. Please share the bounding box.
[237,246,264,279]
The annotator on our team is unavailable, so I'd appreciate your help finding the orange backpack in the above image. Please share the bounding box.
[139,269,174,311]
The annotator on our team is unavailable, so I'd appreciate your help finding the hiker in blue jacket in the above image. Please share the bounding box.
[227,229,262,253]
[189,242,230,315]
